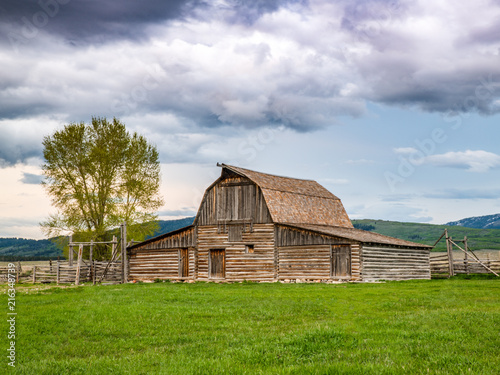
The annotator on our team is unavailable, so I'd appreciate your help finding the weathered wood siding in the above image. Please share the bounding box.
[275,225,361,281]
[278,245,331,280]
[197,176,272,226]
[128,247,196,281]
[277,244,361,281]
[197,224,275,281]
[130,226,196,250]
[276,225,356,247]
[128,227,197,281]
[360,246,431,281]
[350,244,361,281]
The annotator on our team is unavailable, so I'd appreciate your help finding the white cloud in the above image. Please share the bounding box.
[394,147,418,155]
[348,202,432,223]
[422,150,500,172]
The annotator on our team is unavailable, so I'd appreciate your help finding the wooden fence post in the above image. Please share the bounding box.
[56,260,60,285]
[75,244,83,285]
[32,265,36,284]
[121,222,128,284]
[16,261,21,283]
[69,235,73,267]
[464,236,469,275]
[90,240,94,283]
[445,229,454,277]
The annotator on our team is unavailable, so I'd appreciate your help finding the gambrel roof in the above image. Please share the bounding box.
[219,164,354,228]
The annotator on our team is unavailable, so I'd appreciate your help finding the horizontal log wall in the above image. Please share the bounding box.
[129,247,195,281]
[361,246,431,281]
[278,245,331,280]
[277,244,361,281]
[197,224,275,281]
[350,244,361,281]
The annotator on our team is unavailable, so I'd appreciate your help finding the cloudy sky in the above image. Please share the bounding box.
[1,0,500,239]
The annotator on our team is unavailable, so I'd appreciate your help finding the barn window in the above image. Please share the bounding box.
[228,224,243,242]
[245,244,254,254]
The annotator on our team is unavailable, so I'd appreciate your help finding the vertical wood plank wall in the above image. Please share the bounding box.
[360,246,431,281]
[196,177,272,225]
[197,224,275,281]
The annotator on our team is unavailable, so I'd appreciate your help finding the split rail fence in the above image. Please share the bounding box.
[430,229,500,277]
[0,260,122,284]
[0,222,139,285]
[430,253,500,276]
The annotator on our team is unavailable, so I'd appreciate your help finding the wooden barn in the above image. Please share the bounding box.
[128,164,431,282]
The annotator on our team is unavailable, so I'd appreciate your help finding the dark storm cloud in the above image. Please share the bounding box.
[467,16,500,45]
[0,137,42,167]
[219,0,308,25]
[0,0,305,46]
[2,0,500,170]
[339,1,500,115]
[0,0,196,45]
[20,172,44,184]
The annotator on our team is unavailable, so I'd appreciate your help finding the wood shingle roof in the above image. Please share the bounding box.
[220,164,354,228]
[279,223,432,249]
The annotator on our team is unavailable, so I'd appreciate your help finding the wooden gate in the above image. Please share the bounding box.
[331,245,351,278]
[209,249,225,279]
[179,248,189,278]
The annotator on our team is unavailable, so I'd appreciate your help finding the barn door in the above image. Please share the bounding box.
[331,245,351,278]
[179,248,189,278]
[210,249,225,279]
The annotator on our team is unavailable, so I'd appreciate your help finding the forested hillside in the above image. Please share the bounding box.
[352,220,500,252]
[3,215,500,259]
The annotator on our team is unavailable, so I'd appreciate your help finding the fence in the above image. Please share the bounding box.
[430,253,500,277]
[0,260,123,285]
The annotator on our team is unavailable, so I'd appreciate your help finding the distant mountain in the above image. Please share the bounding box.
[150,217,195,239]
[0,238,62,260]
[446,214,500,229]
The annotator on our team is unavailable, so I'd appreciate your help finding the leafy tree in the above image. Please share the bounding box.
[41,117,164,258]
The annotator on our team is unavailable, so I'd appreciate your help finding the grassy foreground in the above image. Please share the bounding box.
[1,279,499,374]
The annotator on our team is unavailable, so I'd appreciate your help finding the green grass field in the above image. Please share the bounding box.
[2,279,499,374]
